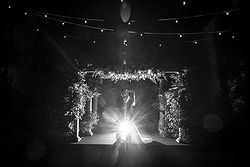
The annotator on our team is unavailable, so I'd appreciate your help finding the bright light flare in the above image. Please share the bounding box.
[119,121,133,141]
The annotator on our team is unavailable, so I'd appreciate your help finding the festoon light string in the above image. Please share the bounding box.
[7,3,246,45]
[130,7,245,23]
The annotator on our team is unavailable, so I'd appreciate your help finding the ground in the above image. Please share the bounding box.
[4,128,244,167]
[76,129,184,146]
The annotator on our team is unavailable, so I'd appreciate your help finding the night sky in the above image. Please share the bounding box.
[1,0,249,149]
[1,1,250,167]
[4,0,249,69]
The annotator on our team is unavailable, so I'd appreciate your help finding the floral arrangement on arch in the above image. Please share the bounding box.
[158,69,189,140]
[64,71,100,133]
[65,67,189,139]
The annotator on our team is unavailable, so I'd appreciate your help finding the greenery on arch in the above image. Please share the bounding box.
[64,67,190,141]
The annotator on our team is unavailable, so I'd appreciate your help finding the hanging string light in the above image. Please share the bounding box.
[8,4,241,46]
[142,30,229,36]
[152,7,245,23]
[21,6,245,25]
[28,11,114,32]
[9,4,246,29]
[28,9,105,23]
[15,6,241,39]
[183,33,235,43]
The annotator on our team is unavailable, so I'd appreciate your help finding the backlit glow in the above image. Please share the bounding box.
[119,121,133,140]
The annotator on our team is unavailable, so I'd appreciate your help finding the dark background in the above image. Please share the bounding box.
[1,0,249,151]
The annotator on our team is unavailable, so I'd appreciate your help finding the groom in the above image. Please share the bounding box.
[122,90,136,120]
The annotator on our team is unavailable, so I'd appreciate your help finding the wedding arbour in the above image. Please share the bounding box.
[65,66,189,142]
